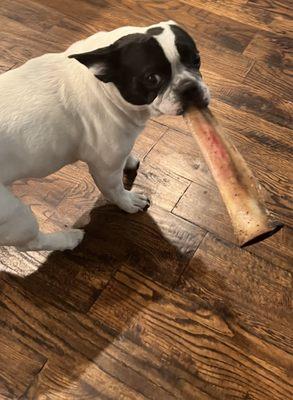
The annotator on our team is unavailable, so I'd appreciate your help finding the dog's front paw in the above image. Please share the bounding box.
[118,191,150,213]
[63,229,85,250]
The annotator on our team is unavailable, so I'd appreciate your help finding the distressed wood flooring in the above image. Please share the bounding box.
[0,0,292,399]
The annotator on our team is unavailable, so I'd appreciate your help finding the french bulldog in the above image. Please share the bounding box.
[0,20,210,251]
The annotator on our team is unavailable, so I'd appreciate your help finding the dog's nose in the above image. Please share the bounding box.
[177,79,209,109]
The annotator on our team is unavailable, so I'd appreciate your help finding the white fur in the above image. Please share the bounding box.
[0,21,208,251]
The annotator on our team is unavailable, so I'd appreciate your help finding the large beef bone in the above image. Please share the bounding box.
[184,106,283,247]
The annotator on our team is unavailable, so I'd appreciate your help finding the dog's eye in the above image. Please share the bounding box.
[143,73,161,88]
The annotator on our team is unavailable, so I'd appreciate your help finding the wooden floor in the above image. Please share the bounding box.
[0,0,292,399]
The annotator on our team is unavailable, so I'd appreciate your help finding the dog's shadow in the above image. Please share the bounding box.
[2,171,188,397]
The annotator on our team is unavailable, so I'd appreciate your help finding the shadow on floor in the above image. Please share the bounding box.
[1,171,188,397]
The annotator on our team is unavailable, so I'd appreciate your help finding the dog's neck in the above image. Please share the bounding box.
[99,80,151,131]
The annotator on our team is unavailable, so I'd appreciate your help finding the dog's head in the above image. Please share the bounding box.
[69,21,210,116]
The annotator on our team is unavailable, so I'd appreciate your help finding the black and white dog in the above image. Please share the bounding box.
[0,20,210,251]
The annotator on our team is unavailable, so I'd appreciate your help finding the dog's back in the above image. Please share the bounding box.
[0,54,86,249]
[0,53,87,185]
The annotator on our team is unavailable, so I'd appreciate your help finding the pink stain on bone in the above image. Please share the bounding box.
[198,122,233,178]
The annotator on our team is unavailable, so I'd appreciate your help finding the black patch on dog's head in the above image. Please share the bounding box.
[170,25,201,70]
[146,27,164,36]
[69,33,171,106]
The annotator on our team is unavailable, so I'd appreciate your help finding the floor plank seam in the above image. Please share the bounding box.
[171,181,193,213]
[18,358,48,400]
[141,126,169,162]
[171,230,208,290]
[171,209,211,231]
[146,163,194,185]
[243,59,257,78]
[205,230,292,273]
[86,265,121,314]
[150,118,190,136]
[168,213,292,273]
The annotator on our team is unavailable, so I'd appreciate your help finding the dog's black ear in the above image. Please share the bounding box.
[69,45,117,82]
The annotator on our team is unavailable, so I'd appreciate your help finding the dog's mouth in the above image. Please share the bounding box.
[177,81,210,111]
[152,80,210,116]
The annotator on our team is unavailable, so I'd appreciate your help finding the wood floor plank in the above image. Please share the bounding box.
[0,323,46,400]
[0,274,170,400]
[145,128,209,184]
[0,271,213,400]
[173,181,235,243]
[31,0,122,27]
[244,59,293,102]
[0,248,50,277]
[1,0,96,49]
[180,0,292,33]
[34,0,258,58]
[0,1,97,63]
[210,100,293,161]
[110,0,258,56]
[152,114,188,134]
[50,202,206,288]
[0,30,63,65]
[193,10,258,54]
[22,356,154,400]
[0,59,16,74]
[0,0,62,33]
[1,161,201,309]
[10,173,75,228]
[200,48,253,84]
[88,266,293,400]
[246,225,293,271]
[133,120,168,159]
[35,153,191,229]
[0,260,292,399]
[247,0,293,21]
[269,13,293,36]
[130,163,191,212]
[176,233,293,354]
[205,70,292,129]
[243,31,293,70]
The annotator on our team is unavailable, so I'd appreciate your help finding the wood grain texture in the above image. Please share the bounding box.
[243,31,293,70]
[177,234,293,360]
[0,0,292,399]
[0,326,46,399]
[53,202,205,288]
[181,0,293,33]
[89,267,293,400]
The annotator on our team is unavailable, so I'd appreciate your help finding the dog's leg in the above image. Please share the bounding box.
[124,154,140,172]
[123,154,140,190]
[89,164,150,214]
[0,184,84,251]
[18,230,84,252]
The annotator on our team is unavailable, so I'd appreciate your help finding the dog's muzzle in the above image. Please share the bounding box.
[175,79,210,113]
